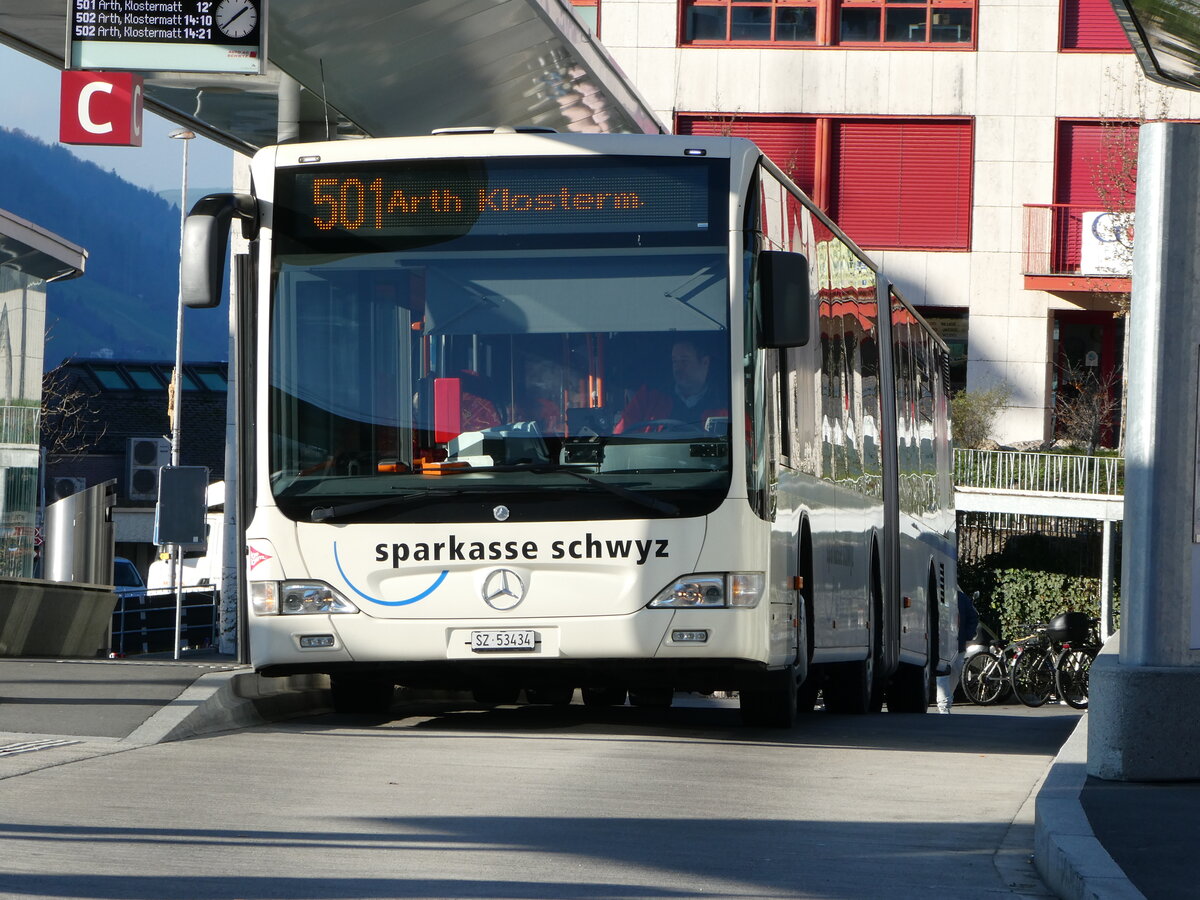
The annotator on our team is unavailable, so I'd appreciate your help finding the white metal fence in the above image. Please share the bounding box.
[954,448,1124,497]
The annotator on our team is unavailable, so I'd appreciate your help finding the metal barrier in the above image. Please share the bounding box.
[111,587,219,656]
[954,448,1124,497]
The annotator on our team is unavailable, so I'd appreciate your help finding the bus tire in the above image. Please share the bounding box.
[739,665,799,727]
[825,550,883,715]
[887,578,935,713]
[886,659,931,712]
[822,657,873,714]
[330,676,395,715]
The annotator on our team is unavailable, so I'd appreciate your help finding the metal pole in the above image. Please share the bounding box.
[169,129,194,660]
[1100,518,1113,642]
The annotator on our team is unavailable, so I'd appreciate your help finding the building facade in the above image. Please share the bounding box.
[42,359,229,576]
[575,0,1198,444]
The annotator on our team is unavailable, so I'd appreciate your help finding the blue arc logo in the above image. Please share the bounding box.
[333,542,446,607]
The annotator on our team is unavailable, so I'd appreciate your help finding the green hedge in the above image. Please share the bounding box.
[980,568,1118,641]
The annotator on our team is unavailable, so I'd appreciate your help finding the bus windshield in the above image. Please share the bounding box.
[269,155,732,523]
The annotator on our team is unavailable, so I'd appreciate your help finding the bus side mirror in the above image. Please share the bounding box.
[758,250,811,348]
[181,192,257,309]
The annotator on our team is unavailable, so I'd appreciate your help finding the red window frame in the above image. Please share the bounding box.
[679,0,977,48]
[677,113,974,250]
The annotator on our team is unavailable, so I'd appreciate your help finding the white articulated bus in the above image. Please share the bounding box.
[182,129,955,726]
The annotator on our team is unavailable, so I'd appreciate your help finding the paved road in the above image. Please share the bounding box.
[0,695,1079,900]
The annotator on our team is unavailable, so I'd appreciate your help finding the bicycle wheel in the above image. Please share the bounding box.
[1009,647,1055,707]
[961,652,1007,705]
[1055,648,1094,709]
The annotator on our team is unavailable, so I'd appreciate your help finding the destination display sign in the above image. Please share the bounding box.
[275,157,723,247]
[67,0,265,74]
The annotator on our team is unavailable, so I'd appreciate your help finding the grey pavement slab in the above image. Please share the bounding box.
[0,658,237,739]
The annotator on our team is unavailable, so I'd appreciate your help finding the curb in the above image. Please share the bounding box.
[1033,714,1146,900]
[122,668,332,745]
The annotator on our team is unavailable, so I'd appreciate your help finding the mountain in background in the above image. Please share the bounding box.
[0,127,229,369]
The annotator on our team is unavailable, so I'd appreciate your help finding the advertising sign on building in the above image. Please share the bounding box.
[1080,210,1135,276]
[66,0,266,75]
[59,70,144,146]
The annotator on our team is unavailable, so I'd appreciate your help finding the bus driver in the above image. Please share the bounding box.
[614,338,728,434]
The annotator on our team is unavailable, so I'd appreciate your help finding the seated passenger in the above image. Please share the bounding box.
[614,338,727,433]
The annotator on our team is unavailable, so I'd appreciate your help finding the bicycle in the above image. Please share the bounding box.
[959,624,1014,705]
[1008,612,1099,708]
[1007,624,1057,707]
[1052,614,1101,709]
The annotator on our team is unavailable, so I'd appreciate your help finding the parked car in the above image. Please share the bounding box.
[112,556,147,604]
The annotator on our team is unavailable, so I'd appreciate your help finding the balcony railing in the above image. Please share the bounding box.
[954,448,1124,497]
[1022,203,1133,279]
[0,405,40,446]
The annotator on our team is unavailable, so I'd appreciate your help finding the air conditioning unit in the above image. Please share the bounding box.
[126,437,171,501]
[51,476,87,501]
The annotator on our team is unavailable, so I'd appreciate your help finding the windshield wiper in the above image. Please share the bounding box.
[310,489,468,522]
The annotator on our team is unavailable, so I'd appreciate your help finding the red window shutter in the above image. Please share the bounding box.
[677,114,817,196]
[1054,120,1138,269]
[1062,0,1131,51]
[832,119,973,250]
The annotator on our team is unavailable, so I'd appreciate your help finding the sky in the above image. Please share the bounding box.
[0,43,234,195]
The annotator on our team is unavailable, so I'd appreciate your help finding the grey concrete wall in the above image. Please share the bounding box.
[0,577,117,658]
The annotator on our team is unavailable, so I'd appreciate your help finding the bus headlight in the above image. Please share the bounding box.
[647,573,765,609]
[249,581,360,616]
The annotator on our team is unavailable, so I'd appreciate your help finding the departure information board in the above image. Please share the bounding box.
[67,0,265,74]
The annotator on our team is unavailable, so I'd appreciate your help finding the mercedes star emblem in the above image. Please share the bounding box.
[482,568,526,610]
[493,505,511,521]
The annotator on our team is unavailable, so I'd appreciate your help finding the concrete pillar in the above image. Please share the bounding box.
[1088,122,1200,781]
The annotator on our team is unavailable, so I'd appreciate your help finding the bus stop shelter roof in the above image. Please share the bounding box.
[0,0,663,152]
[1111,0,1200,90]
[0,207,86,283]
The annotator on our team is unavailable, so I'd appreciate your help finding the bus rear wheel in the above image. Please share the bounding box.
[887,659,931,713]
